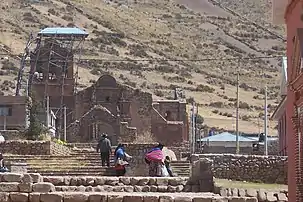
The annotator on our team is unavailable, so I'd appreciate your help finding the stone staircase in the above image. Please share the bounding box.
[3,144,190,177]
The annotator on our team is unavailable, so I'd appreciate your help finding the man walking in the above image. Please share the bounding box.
[96,133,112,167]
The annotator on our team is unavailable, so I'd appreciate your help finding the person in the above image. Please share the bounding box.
[0,153,8,173]
[96,134,112,167]
[164,156,174,177]
[114,144,132,176]
[145,143,166,177]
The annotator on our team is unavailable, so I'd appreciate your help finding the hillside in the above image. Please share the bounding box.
[0,0,286,135]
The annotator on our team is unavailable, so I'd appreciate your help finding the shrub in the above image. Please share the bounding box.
[196,114,204,124]
[196,84,215,93]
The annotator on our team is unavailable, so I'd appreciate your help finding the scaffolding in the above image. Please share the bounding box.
[16,27,88,139]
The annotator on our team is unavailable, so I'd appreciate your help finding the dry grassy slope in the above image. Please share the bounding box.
[0,0,286,135]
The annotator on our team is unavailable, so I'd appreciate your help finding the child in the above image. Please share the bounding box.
[164,156,174,177]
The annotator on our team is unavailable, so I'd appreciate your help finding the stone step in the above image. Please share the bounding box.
[54,185,187,193]
[28,166,115,170]
[0,192,257,202]
[33,171,116,176]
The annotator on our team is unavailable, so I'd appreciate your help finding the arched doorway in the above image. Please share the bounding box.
[90,121,117,144]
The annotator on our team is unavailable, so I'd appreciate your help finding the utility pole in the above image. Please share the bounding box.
[236,63,240,154]
[46,96,50,132]
[264,85,268,155]
[64,106,67,142]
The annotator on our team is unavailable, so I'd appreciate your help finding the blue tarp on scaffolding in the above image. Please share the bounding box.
[38,27,89,37]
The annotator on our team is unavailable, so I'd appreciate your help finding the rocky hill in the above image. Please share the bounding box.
[0,0,285,135]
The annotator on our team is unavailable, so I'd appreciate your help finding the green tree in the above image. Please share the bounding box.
[25,95,47,140]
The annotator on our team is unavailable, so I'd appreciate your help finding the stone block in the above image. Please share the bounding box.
[156,178,169,186]
[86,177,95,186]
[21,174,33,184]
[44,176,64,186]
[32,182,55,193]
[158,186,168,192]
[113,186,124,192]
[138,178,150,186]
[0,182,19,192]
[246,189,257,198]
[193,197,212,202]
[238,189,246,197]
[107,195,123,202]
[228,197,246,202]
[130,177,140,185]
[276,193,288,201]
[63,177,71,186]
[9,193,28,202]
[159,196,174,202]
[89,194,107,202]
[144,196,158,202]
[93,185,104,192]
[169,178,187,186]
[149,178,156,185]
[85,186,94,192]
[266,192,277,202]
[245,197,258,202]
[94,177,106,186]
[29,173,43,183]
[212,196,228,202]
[120,177,131,185]
[105,177,119,186]
[70,177,78,186]
[29,193,40,202]
[63,193,89,202]
[2,173,22,182]
[183,185,192,192]
[18,183,32,192]
[174,196,192,202]
[167,185,177,193]
[124,196,143,202]
[103,185,114,192]
[40,193,63,202]
[76,185,86,192]
[0,192,10,202]
[124,186,134,192]
[231,188,238,196]
[257,190,266,202]
[219,187,228,196]
[150,185,158,192]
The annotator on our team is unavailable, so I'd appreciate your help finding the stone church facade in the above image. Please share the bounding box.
[69,75,189,146]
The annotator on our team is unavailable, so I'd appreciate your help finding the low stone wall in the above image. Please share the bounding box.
[214,185,288,202]
[0,140,72,156]
[0,141,51,155]
[44,176,193,192]
[0,192,256,202]
[192,154,287,184]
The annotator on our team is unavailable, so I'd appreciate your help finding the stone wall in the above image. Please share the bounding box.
[0,140,71,156]
[192,154,287,184]
[214,184,288,202]
[121,85,153,136]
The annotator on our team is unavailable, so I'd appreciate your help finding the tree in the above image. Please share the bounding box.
[25,95,47,140]
[196,114,204,124]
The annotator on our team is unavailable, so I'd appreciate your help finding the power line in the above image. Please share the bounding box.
[0,53,283,62]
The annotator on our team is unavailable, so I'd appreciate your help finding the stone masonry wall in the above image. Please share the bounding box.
[192,154,287,184]
[0,141,51,155]
[0,140,71,156]
[0,173,258,202]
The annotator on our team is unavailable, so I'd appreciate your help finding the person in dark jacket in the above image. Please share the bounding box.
[96,134,112,167]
